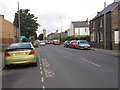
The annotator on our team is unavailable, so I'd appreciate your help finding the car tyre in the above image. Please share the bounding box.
[5,65,10,68]
[32,62,37,67]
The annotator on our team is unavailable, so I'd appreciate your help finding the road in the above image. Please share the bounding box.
[2,45,118,88]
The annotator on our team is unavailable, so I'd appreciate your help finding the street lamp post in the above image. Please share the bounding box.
[60,16,62,43]
[43,28,46,41]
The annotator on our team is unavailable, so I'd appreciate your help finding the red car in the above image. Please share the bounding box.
[69,40,77,48]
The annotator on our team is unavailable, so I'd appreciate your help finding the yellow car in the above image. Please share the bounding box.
[4,42,37,67]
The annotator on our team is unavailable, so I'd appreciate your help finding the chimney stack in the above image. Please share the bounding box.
[104,2,106,8]
[0,14,4,18]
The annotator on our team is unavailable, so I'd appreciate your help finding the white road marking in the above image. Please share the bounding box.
[41,58,55,78]
[80,58,101,67]
[40,64,42,66]
[38,55,41,61]
[41,77,44,82]
[42,86,45,90]
[44,68,46,71]
[44,68,55,77]
[41,71,43,75]
[40,67,42,70]
[43,62,50,67]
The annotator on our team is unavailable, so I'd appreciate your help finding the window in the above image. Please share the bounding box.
[97,32,99,43]
[93,22,95,29]
[91,32,96,42]
[100,19,102,27]
[8,43,32,50]
[114,30,119,44]
[100,32,103,41]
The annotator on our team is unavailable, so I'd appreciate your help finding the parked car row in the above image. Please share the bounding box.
[46,40,61,45]
[33,39,61,47]
[64,40,90,50]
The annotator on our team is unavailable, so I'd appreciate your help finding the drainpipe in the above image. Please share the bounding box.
[104,13,107,49]
[104,2,107,49]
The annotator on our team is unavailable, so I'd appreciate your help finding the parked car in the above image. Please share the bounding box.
[64,40,70,47]
[53,40,61,45]
[4,42,37,67]
[76,40,90,50]
[40,41,46,46]
[46,40,53,44]
[33,40,40,47]
[69,40,77,48]
[49,40,53,44]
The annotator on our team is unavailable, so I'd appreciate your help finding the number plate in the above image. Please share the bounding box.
[13,52,27,56]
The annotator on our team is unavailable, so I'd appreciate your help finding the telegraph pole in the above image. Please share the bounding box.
[43,28,46,41]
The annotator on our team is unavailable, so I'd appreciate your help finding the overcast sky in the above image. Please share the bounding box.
[0,0,114,36]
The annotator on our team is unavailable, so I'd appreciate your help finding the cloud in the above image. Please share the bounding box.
[0,0,18,22]
[0,0,114,36]
[0,1,8,14]
[36,12,71,36]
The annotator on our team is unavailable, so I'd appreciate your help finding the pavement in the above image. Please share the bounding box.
[91,47,119,57]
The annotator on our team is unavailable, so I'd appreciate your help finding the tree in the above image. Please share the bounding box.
[38,34,43,40]
[13,9,40,38]
[22,38,29,42]
[29,36,35,44]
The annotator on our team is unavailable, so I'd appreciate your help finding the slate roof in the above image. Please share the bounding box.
[92,1,120,20]
[71,21,88,28]
[101,2,119,15]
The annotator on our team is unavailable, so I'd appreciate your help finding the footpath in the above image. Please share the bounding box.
[91,47,119,57]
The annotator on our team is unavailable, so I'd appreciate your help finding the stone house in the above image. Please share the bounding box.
[89,0,120,50]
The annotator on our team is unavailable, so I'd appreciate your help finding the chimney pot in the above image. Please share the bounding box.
[0,14,4,18]
[104,2,106,8]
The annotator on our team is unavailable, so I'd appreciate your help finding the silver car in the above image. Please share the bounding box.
[76,40,90,50]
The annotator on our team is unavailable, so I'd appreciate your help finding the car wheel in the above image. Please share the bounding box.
[5,65,10,68]
[32,62,37,67]
[79,47,81,50]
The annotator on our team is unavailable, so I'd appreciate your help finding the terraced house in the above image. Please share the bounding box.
[89,0,120,50]
[0,15,19,49]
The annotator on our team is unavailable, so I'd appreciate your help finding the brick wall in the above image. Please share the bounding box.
[2,38,14,45]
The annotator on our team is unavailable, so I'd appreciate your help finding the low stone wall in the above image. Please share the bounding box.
[90,43,104,49]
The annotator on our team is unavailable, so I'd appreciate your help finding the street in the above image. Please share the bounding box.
[2,45,118,88]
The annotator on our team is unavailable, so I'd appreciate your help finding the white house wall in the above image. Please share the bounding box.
[75,27,90,36]
[69,23,74,36]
